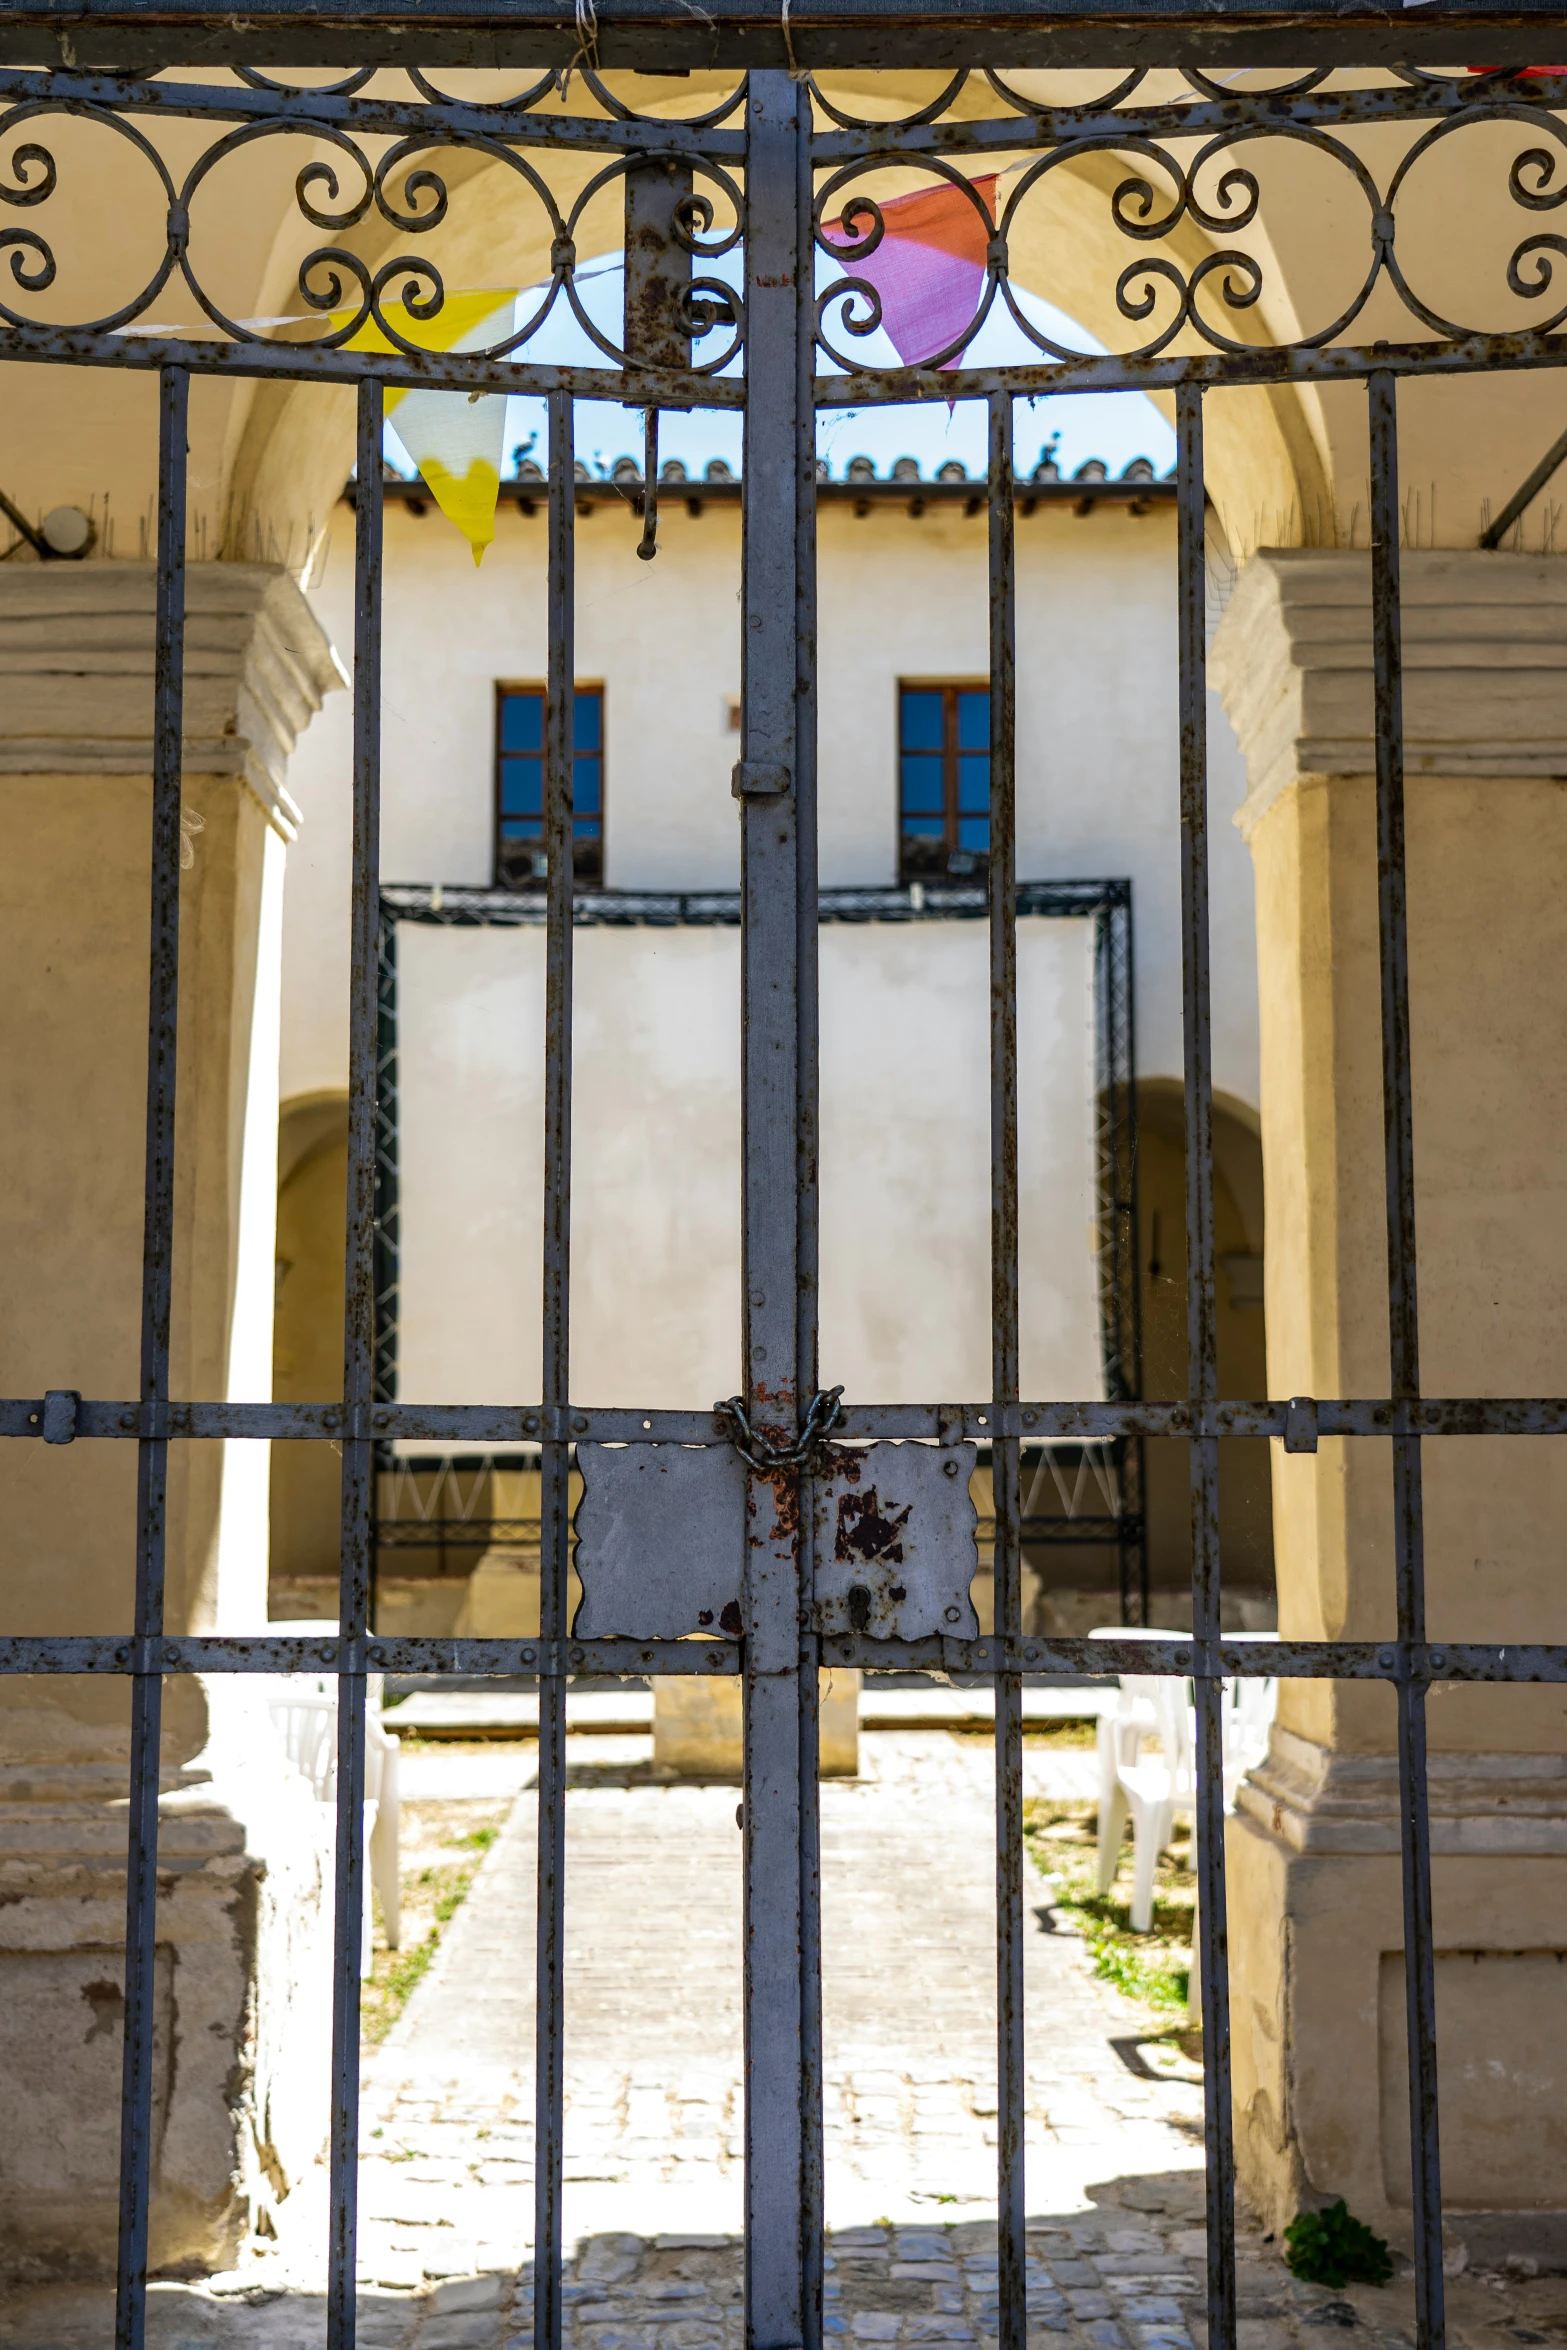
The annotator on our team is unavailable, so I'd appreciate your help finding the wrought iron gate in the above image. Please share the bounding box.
[4,26,1567,2350]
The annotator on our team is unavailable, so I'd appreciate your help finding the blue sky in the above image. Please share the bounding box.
[384,253,1175,486]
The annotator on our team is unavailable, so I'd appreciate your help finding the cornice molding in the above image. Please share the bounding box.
[0,562,345,841]
[1236,1721,1567,1858]
[1211,549,1567,841]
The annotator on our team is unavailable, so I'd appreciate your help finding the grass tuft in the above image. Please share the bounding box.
[951,1719,1099,1748]
[360,1809,509,2045]
[1023,1796,1195,2017]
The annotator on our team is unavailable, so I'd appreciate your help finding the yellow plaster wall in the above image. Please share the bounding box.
[1250,767,1567,1760]
[0,770,275,1754]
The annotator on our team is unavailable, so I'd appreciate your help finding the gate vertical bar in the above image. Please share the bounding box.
[1368,368,1445,2350]
[370,900,400,1624]
[373,904,400,1411]
[795,81,825,2350]
[1175,383,1236,2350]
[535,383,577,2350]
[328,376,385,2350]
[114,360,188,2350]
[988,386,1025,2350]
[1095,889,1145,1626]
[741,69,808,2350]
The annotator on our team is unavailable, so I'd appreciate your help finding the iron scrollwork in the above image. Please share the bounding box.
[1,62,1567,393]
[810,69,1567,382]
[0,65,747,384]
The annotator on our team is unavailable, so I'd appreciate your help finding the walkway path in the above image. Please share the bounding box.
[4,1730,1550,2350]
[349,1730,1189,2273]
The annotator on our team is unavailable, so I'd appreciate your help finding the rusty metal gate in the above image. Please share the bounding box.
[3,15,1567,2350]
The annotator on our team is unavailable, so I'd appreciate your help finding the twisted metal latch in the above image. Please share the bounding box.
[716,1384,844,1472]
[637,406,659,562]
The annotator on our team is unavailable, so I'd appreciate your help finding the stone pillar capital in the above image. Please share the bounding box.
[1211,547,1567,839]
[0,560,345,840]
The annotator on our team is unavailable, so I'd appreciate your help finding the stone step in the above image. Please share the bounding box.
[384,1683,1115,1738]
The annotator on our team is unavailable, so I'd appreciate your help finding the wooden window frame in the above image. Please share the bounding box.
[897,678,991,884]
[494,679,605,891]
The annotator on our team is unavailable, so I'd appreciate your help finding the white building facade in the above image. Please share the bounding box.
[273,453,1274,1628]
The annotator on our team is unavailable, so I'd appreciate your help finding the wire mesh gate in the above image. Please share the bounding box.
[4,33,1567,2350]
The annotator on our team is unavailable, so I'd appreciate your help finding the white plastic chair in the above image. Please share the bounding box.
[1091,1629,1279,1935]
[1089,1626,1168,1926]
[266,1624,401,1975]
[1096,1670,1195,1931]
[1224,1654,1278,1788]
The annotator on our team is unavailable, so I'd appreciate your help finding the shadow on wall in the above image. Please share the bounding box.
[271,1093,348,1592]
[1135,1080,1275,1616]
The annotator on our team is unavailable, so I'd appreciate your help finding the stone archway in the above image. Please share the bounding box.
[221,77,1333,566]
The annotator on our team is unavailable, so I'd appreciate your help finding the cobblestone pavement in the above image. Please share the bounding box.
[342,1731,1190,2262]
[3,1733,1561,2349]
[7,2179,1566,2350]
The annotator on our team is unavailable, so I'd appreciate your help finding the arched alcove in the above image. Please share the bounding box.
[270,1091,348,1604]
[1135,1077,1275,1624]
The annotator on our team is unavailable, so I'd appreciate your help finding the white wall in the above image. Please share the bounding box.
[281,490,1260,1116]
[395,916,1100,1409]
[815,498,1258,1107]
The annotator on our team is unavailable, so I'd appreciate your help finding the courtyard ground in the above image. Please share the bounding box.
[1,1728,1560,2350]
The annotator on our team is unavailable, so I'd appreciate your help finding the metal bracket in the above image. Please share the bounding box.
[41,1389,80,1445]
[623,155,694,380]
[731,760,791,799]
[1284,1395,1319,1454]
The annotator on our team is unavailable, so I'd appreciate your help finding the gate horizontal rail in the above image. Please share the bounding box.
[6,318,1567,400]
[0,1,1563,71]
[3,1634,1565,1682]
[7,1393,1567,1439]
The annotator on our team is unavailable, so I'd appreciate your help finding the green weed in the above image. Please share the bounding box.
[1284,2202,1394,2290]
[360,1816,505,2044]
[1023,1797,1195,2017]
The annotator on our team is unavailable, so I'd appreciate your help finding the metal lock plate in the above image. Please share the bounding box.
[812,1441,980,1640]
[573,1442,745,1638]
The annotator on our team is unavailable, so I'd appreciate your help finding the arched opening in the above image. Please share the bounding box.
[1135,1079,1275,1626]
[270,1091,348,1609]
[224,119,1325,573]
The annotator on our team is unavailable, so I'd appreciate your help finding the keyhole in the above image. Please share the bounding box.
[848,1585,871,1633]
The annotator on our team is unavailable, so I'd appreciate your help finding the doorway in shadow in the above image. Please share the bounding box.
[1134,1081,1275,1627]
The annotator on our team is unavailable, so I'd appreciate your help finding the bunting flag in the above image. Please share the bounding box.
[332,288,518,564]
[823,176,997,370]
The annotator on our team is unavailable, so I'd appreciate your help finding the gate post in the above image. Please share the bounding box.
[739,69,811,2350]
[0,559,341,2278]
[1213,547,1567,2241]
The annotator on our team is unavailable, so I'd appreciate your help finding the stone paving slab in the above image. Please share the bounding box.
[4,2185,1559,2350]
[354,1732,1176,2258]
[387,1690,1115,1740]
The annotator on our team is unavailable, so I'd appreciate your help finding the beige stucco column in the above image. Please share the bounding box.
[1211,550,1567,2240]
[0,561,345,2273]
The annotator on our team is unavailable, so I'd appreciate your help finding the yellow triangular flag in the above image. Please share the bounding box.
[333,290,517,565]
